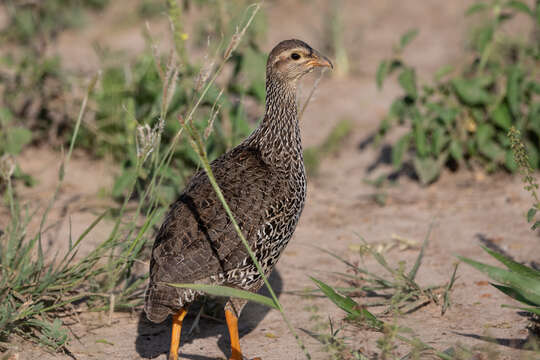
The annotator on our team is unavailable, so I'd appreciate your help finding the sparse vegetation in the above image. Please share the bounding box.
[0,0,539,359]
[376,0,540,184]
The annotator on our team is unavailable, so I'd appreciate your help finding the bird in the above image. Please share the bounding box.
[144,39,333,360]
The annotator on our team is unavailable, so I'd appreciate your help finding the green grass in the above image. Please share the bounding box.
[0,2,315,357]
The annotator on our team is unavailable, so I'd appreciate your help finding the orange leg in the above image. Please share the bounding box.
[225,309,243,360]
[169,308,188,360]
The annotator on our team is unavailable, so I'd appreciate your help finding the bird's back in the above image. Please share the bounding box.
[144,140,304,323]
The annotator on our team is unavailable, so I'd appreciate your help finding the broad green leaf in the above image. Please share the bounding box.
[492,284,538,306]
[388,98,406,119]
[491,103,512,130]
[507,66,522,116]
[413,122,428,157]
[167,283,279,310]
[413,157,440,185]
[476,123,495,147]
[449,140,463,161]
[398,68,417,99]
[432,127,449,155]
[527,208,537,223]
[533,221,540,230]
[376,60,389,90]
[504,1,532,15]
[466,2,490,15]
[399,29,419,49]
[392,133,411,169]
[479,141,505,162]
[457,256,540,305]
[452,78,492,105]
[482,245,540,281]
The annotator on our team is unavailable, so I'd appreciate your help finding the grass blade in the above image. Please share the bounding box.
[481,245,540,280]
[457,255,540,305]
[407,224,431,281]
[167,283,279,310]
[310,276,383,330]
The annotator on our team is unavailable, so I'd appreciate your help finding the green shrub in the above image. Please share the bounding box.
[376,1,540,184]
[1,0,109,44]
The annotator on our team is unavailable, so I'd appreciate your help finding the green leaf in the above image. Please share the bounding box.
[432,127,449,155]
[452,78,492,105]
[479,141,505,162]
[398,68,417,99]
[532,220,540,230]
[5,127,32,155]
[449,140,463,161]
[457,255,540,306]
[376,60,389,90]
[399,29,419,49]
[466,2,490,15]
[310,277,383,330]
[434,65,454,82]
[527,208,537,223]
[504,1,532,15]
[413,157,440,185]
[0,107,13,126]
[492,284,538,306]
[491,103,512,130]
[167,283,279,310]
[476,123,495,147]
[481,245,540,281]
[476,26,494,52]
[392,134,411,169]
[412,115,428,157]
[408,234,429,281]
[506,66,522,116]
[501,305,540,315]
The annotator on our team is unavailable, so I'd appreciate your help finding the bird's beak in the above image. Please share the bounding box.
[307,51,334,70]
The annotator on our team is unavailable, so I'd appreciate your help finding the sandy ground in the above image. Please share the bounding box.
[3,0,540,359]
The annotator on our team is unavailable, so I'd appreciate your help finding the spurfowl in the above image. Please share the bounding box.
[144,39,332,360]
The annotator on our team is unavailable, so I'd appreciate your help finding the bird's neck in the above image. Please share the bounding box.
[247,75,303,168]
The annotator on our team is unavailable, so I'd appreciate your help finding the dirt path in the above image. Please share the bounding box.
[7,1,540,359]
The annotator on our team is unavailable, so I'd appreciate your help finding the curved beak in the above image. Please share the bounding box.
[307,50,334,70]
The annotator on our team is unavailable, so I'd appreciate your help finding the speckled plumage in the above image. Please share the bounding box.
[145,39,329,323]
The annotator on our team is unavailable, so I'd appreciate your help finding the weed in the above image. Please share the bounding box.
[376,1,540,184]
[312,229,456,316]
[509,126,540,230]
[1,0,108,45]
[458,126,540,337]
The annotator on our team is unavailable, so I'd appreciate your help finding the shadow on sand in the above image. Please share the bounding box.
[135,270,283,359]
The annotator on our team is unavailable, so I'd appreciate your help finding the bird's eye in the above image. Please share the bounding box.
[290,53,301,60]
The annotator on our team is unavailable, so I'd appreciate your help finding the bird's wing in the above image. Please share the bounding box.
[149,146,277,285]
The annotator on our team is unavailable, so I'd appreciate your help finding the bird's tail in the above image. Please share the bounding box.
[144,282,181,323]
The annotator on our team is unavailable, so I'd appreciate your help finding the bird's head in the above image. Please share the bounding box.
[266,39,333,82]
